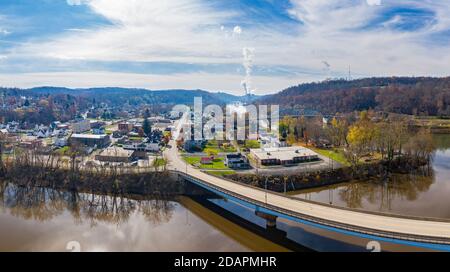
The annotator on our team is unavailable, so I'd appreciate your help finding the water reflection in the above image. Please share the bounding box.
[0,183,175,227]
[292,134,450,218]
[0,179,436,252]
[0,181,293,252]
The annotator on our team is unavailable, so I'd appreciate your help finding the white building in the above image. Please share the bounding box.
[250,146,320,166]
[123,142,160,152]
[34,125,51,138]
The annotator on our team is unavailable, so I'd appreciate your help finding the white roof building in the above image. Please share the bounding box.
[250,146,320,166]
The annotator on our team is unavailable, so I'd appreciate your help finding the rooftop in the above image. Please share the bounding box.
[98,147,134,158]
[71,134,109,139]
[250,146,318,161]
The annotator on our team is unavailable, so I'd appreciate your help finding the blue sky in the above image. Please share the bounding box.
[0,0,449,94]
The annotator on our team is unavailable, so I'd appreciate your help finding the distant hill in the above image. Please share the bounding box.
[3,76,449,117]
[11,87,261,106]
[258,77,450,116]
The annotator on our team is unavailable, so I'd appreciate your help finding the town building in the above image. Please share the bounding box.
[183,140,204,152]
[95,147,136,163]
[250,146,320,166]
[5,121,19,133]
[149,117,172,124]
[118,122,133,132]
[123,142,160,152]
[54,137,68,147]
[69,134,111,148]
[90,120,106,129]
[92,128,106,135]
[225,153,251,169]
[200,157,214,165]
[18,139,43,149]
[57,124,70,130]
[35,126,51,138]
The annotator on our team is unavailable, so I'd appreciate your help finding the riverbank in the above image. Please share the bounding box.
[0,165,181,197]
[224,158,431,193]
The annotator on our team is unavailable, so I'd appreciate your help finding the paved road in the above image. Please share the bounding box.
[165,115,450,244]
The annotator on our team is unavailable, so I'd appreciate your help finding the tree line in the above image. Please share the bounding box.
[261,77,450,116]
[279,110,435,168]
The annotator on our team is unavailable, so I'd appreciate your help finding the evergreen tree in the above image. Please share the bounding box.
[143,118,152,136]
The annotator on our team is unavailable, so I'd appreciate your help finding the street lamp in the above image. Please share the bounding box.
[265,176,268,205]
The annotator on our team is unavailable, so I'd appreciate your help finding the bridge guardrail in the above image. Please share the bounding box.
[174,170,450,246]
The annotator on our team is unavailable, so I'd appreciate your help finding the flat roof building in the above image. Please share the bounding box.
[70,134,111,148]
[95,147,136,163]
[225,153,251,169]
[250,146,320,166]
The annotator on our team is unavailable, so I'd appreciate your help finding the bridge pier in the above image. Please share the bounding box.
[255,210,278,229]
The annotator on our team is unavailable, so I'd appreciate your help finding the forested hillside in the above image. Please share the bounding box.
[259,77,450,116]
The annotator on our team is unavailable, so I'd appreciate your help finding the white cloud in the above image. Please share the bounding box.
[283,0,450,77]
[0,29,11,35]
[366,0,382,6]
[2,0,450,93]
[16,0,242,64]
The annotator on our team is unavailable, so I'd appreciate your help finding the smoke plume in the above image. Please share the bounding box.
[241,47,255,96]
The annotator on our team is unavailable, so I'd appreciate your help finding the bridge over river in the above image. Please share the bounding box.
[166,116,450,252]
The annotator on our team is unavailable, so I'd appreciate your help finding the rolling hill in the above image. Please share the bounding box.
[257,77,450,116]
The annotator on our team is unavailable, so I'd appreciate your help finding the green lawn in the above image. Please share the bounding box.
[129,136,144,141]
[221,145,237,153]
[205,170,236,177]
[203,140,237,153]
[311,147,350,166]
[153,158,167,167]
[56,146,70,155]
[243,140,260,149]
[184,156,200,165]
[183,156,229,170]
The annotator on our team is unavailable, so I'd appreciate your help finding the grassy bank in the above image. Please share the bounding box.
[205,170,236,177]
[310,147,350,166]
